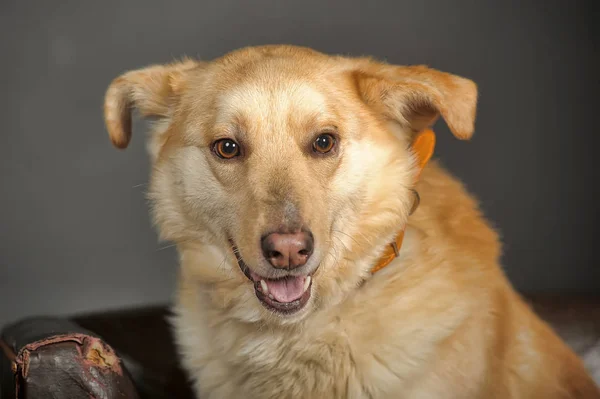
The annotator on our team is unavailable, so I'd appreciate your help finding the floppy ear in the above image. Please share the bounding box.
[103,59,200,151]
[354,63,478,140]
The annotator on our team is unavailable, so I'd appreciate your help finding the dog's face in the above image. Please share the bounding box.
[104,45,477,323]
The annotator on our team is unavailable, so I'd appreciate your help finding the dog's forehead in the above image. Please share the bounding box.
[215,78,331,129]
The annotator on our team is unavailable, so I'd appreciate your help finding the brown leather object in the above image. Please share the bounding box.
[73,307,195,399]
[0,317,140,399]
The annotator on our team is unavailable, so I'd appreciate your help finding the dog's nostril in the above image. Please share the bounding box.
[261,230,314,270]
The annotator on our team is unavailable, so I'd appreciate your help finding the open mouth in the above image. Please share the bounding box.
[251,271,312,314]
[230,241,313,314]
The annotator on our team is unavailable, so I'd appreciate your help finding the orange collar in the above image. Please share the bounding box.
[370,129,436,274]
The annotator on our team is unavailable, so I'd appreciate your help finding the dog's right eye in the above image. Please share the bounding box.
[312,133,336,154]
[213,139,241,159]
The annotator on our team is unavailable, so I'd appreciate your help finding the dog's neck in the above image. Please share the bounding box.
[370,129,435,274]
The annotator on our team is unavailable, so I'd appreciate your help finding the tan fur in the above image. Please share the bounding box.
[103,45,600,398]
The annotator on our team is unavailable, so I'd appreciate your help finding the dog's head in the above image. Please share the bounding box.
[104,45,477,323]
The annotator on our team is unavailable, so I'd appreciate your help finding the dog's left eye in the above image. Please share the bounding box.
[213,139,241,159]
[312,133,336,154]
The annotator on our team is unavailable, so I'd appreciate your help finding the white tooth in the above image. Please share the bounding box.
[260,280,269,295]
[303,276,311,292]
[268,294,274,300]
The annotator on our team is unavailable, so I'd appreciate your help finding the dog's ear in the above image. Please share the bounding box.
[103,59,201,151]
[354,63,477,140]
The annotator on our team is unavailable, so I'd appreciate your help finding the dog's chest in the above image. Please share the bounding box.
[184,310,441,399]
[232,328,357,397]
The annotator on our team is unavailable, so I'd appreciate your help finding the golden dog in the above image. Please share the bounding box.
[103,45,600,398]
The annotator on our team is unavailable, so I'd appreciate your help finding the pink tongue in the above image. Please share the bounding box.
[265,276,305,303]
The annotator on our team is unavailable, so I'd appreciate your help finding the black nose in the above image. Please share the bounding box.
[261,231,314,270]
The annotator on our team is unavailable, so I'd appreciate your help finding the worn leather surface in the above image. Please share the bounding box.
[73,307,193,399]
[0,317,140,399]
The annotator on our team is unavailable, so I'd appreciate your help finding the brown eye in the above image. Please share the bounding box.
[213,139,240,159]
[312,133,336,154]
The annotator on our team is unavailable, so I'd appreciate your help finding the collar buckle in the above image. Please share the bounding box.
[391,241,400,257]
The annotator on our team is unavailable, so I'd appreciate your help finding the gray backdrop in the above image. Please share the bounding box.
[1,0,598,327]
